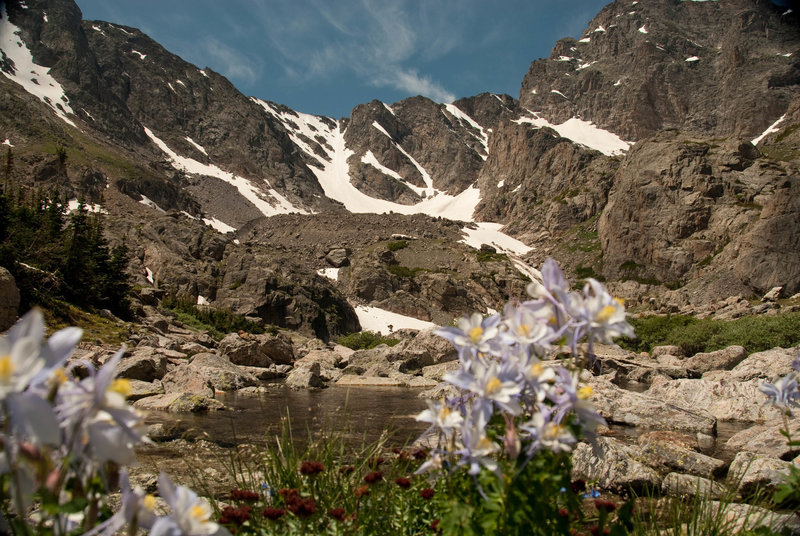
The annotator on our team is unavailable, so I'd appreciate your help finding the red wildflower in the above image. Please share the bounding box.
[595,499,617,513]
[300,460,325,475]
[369,456,384,468]
[412,447,428,460]
[364,471,383,484]
[420,488,435,500]
[395,477,411,488]
[329,507,347,521]
[278,488,299,500]
[219,505,251,525]
[262,507,285,520]
[230,489,260,502]
[354,485,370,498]
[286,496,317,517]
[431,519,442,534]
[340,465,355,474]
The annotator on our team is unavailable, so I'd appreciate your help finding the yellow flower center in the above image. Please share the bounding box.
[578,385,594,400]
[438,406,451,420]
[518,323,531,337]
[596,304,617,323]
[52,368,68,385]
[109,378,131,398]
[190,504,210,523]
[548,315,557,326]
[476,437,494,451]
[144,494,157,511]
[529,363,544,377]
[485,376,502,396]
[468,326,484,343]
[545,423,565,439]
[0,355,14,383]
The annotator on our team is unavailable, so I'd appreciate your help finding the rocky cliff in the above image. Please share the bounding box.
[1,0,799,331]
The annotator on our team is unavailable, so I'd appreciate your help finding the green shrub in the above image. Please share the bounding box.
[386,265,427,278]
[386,239,408,252]
[337,330,400,350]
[620,312,800,355]
[161,295,265,339]
[476,250,508,263]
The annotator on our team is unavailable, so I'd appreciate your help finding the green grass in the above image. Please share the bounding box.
[476,250,509,263]
[386,265,428,278]
[386,240,408,252]
[619,312,800,355]
[336,330,400,350]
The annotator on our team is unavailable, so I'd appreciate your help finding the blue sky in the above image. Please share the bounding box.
[74,0,610,119]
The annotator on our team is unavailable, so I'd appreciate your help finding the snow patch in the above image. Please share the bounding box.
[382,102,395,115]
[444,103,489,159]
[354,305,436,335]
[556,56,573,62]
[362,150,403,180]
[316,268,340,281]
[91,25,105,35]
[197,295,210,306]
[145,267,154,284]
[614,79,623,86]
[0,4,76,127]
[253,98,480,221]
[578,37,591,44]
[42,12,48,22]
[752,114,787,146]
[372,121,393,139]
[780,53,793,57]
[176,80,186,87]
[144,125,309,218]
[685,56,699,62]
[2,139,13,147]
[185,136,208,155]
[67,199,106,214]
[514,110,631,156]
[202,217,236,234]
[199,69,209,77]
[638,26,648,34]
[551,89,568,99]
[167,82,176,93]
[497,180,505,188]
[594,25,606,32]
[577,61,598,70]
[460,222,532,256]
[131,50,146,60]
[139,195,165,213]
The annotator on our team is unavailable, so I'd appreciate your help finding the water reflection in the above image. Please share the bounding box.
[146,386,430,448]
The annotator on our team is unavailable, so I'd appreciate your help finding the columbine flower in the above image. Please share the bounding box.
[521,408,576,455]
[415,399,464,434]
[56,349,148,464]
[84,469,158,536]
[436,312,501,356]
[568,279,634,346]
[150,473,230,536]
[760,374,800,415]
[445,359,522,415]
[550,368,606,434]
[453,402,499,476]
[500,301,553,348]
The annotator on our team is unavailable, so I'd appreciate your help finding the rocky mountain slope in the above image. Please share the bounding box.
[1,0,799,337]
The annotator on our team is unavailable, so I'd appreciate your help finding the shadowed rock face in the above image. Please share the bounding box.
[519,0,800,141]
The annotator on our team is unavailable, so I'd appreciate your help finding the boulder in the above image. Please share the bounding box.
[762,287,783,302]
[336,376,405,387]
[644,377,783,422]
[116,348,169,382]
[162,353,259,394]
[589,381,717,435]
[218,332,295,367]
[713,347,799,382]
[571,438,661,493]
[638,438,727,478]
[651,345,685,358]
[729,451,799,495]
[684,345,747,374]
[0,267,19,331]
[386,328,458,372]
[662,473,727,499]
[285,366,326,389]
[134,392,225,413]
[325,248,350,268]
[127,379,165,401]
[726,421,800,459]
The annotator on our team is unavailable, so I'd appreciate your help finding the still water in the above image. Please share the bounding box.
[145,386,431,448]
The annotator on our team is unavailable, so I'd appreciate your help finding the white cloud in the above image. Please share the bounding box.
[252,0,459,103]
[200,37,259,86]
